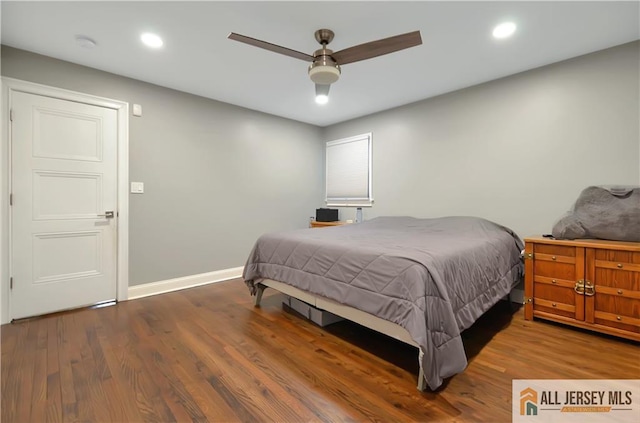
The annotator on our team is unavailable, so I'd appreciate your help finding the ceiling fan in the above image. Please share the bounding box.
[228,29,422,104]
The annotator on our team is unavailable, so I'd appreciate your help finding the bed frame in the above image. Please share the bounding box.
[253,279,427,391]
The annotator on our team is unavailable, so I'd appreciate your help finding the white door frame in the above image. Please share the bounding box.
[1,77,129,323]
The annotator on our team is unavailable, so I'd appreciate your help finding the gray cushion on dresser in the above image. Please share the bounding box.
[552,186,640,242]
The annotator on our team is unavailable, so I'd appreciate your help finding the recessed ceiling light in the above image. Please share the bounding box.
[493,22,516,39]
[141,33,163,48]
[75,35,97,49]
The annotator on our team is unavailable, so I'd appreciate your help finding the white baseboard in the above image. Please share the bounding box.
[128,266,244,300]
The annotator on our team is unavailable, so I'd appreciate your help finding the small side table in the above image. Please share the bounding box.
[309,221,348,228]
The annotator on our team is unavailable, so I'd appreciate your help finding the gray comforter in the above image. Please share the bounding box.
[243,216,524,390]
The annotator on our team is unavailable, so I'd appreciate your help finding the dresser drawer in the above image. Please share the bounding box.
[594,249,640,266]
[533,283,577,319]
[533,261,576,282]
[533,243,576,258]
[593,248,640,294]
[593,301,640,334]
[594,268,640,292]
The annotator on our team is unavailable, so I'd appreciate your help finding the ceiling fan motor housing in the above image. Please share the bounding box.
[309,49,341,84]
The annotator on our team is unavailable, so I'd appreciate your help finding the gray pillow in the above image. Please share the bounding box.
[552,186,640,242]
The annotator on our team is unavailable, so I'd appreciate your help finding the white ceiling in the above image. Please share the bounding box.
[2,1,639,127]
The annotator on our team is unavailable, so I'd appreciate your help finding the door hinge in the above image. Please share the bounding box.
[523,296,533,305]
[522,252,533,260]
[9,193,12,206]
[9,109,14,122]
[10,277,13,290]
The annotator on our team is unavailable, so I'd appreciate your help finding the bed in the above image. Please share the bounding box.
[242,216,524,390]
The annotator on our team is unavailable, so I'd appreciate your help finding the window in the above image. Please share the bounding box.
[325,133,373,207]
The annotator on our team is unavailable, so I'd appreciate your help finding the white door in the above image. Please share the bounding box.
[11,91,118,319]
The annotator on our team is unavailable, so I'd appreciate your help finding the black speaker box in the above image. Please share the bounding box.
[315,208,338,222]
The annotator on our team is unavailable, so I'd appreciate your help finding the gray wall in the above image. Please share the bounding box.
[3,40,638,286]
[1,46,325,286]
[323,41,640,239]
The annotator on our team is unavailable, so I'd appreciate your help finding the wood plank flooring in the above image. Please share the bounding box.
[2,279,639,422]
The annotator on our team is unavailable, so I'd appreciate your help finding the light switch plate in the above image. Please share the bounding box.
[130,182,144,193]
[132,104,142,117]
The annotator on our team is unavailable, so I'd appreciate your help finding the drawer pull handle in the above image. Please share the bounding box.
[551,279,557,284]
[574,281,585,295]
[617,263,623,268]
[552,256,557,261]
[616,316,622,321]
[552,303,557,307]
[617,289,623,295]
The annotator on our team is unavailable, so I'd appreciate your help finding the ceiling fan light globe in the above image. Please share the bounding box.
[309,65,340,85]
[315,95,329,105]
[315,84,330,104]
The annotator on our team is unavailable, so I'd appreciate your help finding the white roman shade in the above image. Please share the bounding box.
[326,133,372,206]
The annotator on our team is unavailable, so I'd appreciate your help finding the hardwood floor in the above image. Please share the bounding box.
[2,279,638,422]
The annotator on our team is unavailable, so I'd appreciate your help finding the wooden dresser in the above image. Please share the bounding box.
[524,236,640,341]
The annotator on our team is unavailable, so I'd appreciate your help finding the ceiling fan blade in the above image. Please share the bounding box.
[332,31,422,65]
[228,33,315,62]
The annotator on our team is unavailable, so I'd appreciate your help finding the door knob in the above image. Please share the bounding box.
[97,211,114,219]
